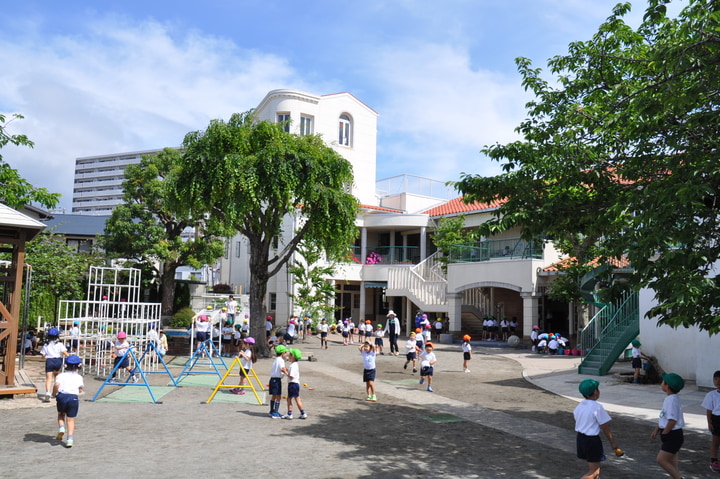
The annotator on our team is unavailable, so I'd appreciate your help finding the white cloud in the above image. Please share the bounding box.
[0,15,308,210]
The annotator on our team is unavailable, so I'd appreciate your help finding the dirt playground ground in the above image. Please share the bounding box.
[0,334,711,478]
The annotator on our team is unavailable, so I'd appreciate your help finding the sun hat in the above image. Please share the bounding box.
[117,331,127,339]
[244,337,255,344]
[48,327,59,337]
[275,345,288,354]
[221,307,227,311]
[422,314,428,319]
[387,310,396,317]
[290,349,302,360]
[206,305,213,310]
[267,315,273,320]
[662,373,685,392]
[65,355,82,366]
[425,324,431,329]
[579,378,599,397]
[631,339,641,347]
[463,334,471,341]
[200,315,208,321]
[73,320,80,325]
[377,324,382,328]
[532,325,540,330]
[425,342,434,348]
[415,328,421,333]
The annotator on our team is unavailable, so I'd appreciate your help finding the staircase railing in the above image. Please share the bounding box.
[578,290,639,375]
[387,252,447,308]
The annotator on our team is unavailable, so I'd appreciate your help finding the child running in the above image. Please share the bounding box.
[462,334,472,373]
[651,373,686,479]
[283,349,308,420]
[573,379,620,479]
[268,345,289,418]
[52,354,84,448]
[418,342,437,392]
[359,341,377,401]
[403,332,421,373]
[702,370,720,472]
[232,337,257,395]
[40,327,69,402]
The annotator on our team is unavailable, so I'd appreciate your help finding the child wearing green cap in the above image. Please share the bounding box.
[268,345,289,418]
[573,378,620,479]
[282,349,307,420]
[701,370,720,472]
[651,372,686,479]
[630,339,649,384]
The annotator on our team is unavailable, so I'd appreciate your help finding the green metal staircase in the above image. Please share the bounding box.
[577,265,639,376]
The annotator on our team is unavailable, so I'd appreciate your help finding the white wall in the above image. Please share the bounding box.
[639,287,720,388]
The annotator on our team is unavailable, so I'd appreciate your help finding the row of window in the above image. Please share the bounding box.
[276,112,352,147]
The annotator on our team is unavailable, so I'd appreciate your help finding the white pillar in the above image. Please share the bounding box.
[360,227,367,263]
[520,292,541,340]
[420,226,427,261]
[360,282,366,323]
[447,292,462,334]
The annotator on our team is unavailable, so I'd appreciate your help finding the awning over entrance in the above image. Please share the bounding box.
[364,281,387,288]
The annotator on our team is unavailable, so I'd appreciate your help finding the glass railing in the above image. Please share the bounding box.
[338,246,419,264]
[448,238,543,263]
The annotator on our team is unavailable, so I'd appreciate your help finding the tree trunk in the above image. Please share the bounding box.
[248,240,271,357]
[160,261,177,323]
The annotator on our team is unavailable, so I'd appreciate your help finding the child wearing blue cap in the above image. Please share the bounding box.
[52,355,84,448]
[40,327,69,402]
[574,378,621,479]
[651,372,686,479]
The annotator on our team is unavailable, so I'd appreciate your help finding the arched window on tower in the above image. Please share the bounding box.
[338,114,352,147]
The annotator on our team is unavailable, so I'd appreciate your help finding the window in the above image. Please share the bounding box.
[269,293,277,311]
[338,114,352,146]
[300,115,313,135]
[224,241,229,259]
[235,241,242,258]
[277,113,291,132]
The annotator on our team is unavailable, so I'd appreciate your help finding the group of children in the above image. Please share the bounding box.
[575,370,720,478]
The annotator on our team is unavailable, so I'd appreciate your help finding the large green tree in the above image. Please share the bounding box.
[103,148,225,318]
[455,0,720,332]
[170,111,359,355]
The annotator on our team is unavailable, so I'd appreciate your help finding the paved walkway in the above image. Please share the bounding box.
[480,344,709,433]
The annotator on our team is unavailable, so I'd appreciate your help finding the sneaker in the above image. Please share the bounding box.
[269,412,283,419]
[56,427,65,440]
[369,395,377,402]
[282,414,293,420]
[412,368,417,373]
[464,369,470,373]
[130,375,139,383]
[711,460,720,472]
[366,395,373,401]
[299,413,308,419]
[109,377,118,383]
[403,364,408,370]
[42,393,51,402]
[427,386,434,392]
[65,438,73,448]
[419,378,424,384]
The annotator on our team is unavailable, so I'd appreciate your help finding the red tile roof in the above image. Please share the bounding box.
[543,256,631,272]
[359,204,404,213]
[422,196,505,217]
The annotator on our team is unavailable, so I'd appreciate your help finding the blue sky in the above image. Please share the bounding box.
[0,1,677,211]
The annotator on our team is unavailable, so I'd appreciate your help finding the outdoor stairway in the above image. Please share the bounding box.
[387,252,448,311]
[578,286,639,376]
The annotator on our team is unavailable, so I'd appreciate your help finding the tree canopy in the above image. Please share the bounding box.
[103,148,225,318]
[170,111,359,354]
[0,113,59,209]
[454,0,720,333]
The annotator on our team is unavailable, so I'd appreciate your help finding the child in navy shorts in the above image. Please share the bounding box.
[652,373,686,478]
[418,342,437,392]
[283,348,307,420]
[40,327,69,402]
[268,345,289,418]
[360,341,377,402]
[702,370,720,472]
[53,354,84,448]
[574,379,620,479]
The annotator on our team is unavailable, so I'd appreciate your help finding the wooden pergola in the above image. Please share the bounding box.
[0,204,45,395]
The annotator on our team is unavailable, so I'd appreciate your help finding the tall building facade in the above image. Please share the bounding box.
[72,149,163,215]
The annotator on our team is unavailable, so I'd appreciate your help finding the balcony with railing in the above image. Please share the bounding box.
[448,238,543,263]
[340,245,420,265]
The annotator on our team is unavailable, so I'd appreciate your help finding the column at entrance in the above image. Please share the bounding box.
[520,292,541,341]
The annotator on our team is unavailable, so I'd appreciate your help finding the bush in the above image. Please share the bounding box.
[170,307,195,328]
[212,283,233,294]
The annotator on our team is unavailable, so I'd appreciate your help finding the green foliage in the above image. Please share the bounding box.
[454,0,720,332]
[289,242,337,320]
[431,215,477,271]
[173,281,190,312]
[170,307,195,328]
[102,148,226,316]
[170,111,359,353]
[0,113,60,209]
